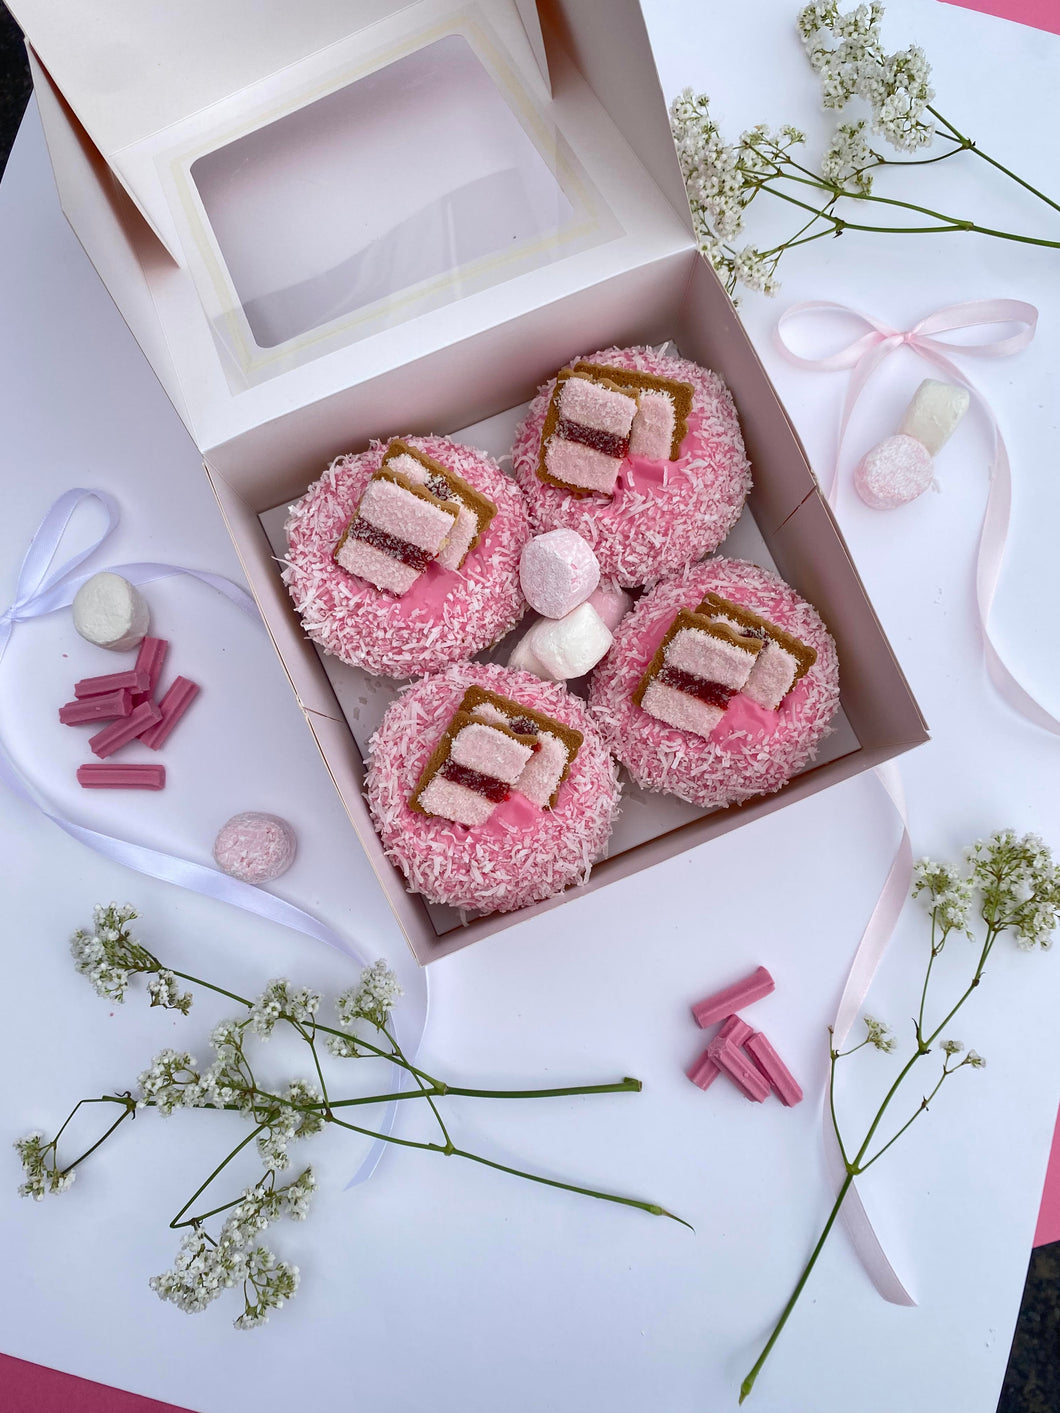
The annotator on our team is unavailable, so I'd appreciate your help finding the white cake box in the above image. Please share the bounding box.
[11,0,927,962]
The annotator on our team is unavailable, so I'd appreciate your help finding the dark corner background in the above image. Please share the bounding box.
[0,1,1055,1409]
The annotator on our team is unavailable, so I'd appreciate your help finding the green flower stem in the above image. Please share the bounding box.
[860,1063,953,1171]
[927,105,1060,215]
[762,181,963,235]
[324,1112,691,1228]
[54,1097,137,1177]
[740,917,1000,1401]
[170,1124,268,1230]
[441,1079,642,1100]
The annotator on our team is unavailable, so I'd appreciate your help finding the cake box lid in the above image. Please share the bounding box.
[10,0,696,457]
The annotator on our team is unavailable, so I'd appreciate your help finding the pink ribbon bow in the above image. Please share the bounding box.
[775,298,1058,737]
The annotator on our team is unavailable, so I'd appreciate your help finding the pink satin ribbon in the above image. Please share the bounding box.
[775,299,1057,1304]
[775,298,1059,736]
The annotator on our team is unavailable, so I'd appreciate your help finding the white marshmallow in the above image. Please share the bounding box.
[898,379,970,457]
[72,572,150,651]
[519,529,600,619]
[508,602,613,682]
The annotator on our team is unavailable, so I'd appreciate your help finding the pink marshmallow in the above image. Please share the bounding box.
[692,966,775,1029]
[519,529,600,619]
[628,389,676,460]
[640,679,724,739]
[514,731,569,807]
[418,775,496,827]
[336,539,421,595]
[586,579,632,633]
[745,1031,803,1107]
[854,433,934,510]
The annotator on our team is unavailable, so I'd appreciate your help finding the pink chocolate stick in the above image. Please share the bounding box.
[713,1042,770,1102]
[692,966,775,1029]
[139,677,200,750]
[59,688,133,724]
[686,1051,721,1091]
[74,667,150,698]
[745,1031,804,1107]
[88,700,162,759]
[134,636,169,694]
[711,1014,753,1049]
[77,763,166,790]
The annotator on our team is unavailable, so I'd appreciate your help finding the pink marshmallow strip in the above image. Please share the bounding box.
[77,763,166,790]
[692,966,775,1029]
[134,636,169,694]
[745,1031,804,1107]
[139,677,200,750]
[74,667,150,699]
[88,700,162,759]
[59,688,134,725]
[686,1051,721,1091]
[713,1042,771,1102]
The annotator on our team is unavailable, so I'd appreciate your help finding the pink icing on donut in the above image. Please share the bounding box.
[589,559,840,809]
[512,347,752,588]
[366,662,620,914]
[284,436,532,678]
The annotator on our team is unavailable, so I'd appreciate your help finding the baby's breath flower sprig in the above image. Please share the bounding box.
[671,2,1060,300]
[18,907,687,1331]
[740,830,1059,1402]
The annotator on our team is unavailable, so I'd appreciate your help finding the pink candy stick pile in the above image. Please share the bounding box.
[60,635,202,788]
[686,965,803,1107]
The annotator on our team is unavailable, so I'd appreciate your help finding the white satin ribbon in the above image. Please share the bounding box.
[0,489,429,1186]
[775,298,1059,737]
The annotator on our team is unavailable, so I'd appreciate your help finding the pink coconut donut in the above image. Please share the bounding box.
[511,347,751,588]
[589,559,839,809]
[284,436,532,679]
[366,662,621,915]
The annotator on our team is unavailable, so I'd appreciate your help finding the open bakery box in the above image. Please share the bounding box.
[11,0,927,961]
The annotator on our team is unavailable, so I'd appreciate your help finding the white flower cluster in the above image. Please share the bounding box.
[70,903,152,1004]
[863,1014,898,1053]
[913,859,975,935]
[248,978,321,1038]
[967,831,1060,950]
[336,960,404,1032]
[14,1133,75,1201]
[798,2,935,151]
[147,970,193,1016]
[256,1081,326,1171]
[821,120,876,193]
[150,1168,315,1328]
[137,1050,200,1116]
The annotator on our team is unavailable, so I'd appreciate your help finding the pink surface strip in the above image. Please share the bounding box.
[88,700,162,759]
[686,1050,721,1091]
[77,763,166,790]
[713,1041,770,1102]
[74,667,150,698]
[0,1352,192,1413]
[139,677,200,750]
[692,965,775,1028]
[59,687,133,724]
[134,635,169,694]
[940,0,1060,34]
[745,1031,804,1107]
[711,1014,753,1049]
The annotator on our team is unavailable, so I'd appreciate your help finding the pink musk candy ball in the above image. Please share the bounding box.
[213,812,297,883]
[854,433,934,510]
[519,529,600,619]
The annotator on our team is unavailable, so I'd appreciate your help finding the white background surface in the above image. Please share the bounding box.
[2,2,1060,1411]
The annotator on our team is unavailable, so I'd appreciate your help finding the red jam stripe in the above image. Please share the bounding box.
[77,763,166,790]
[347,518,433,571]
[657,665,736,709]
[554,418,630,460]
[88,700,163,758]
[139,677,200,750]
[59,688,134,724]
[74,667,150,699]
[438,759,511,803]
